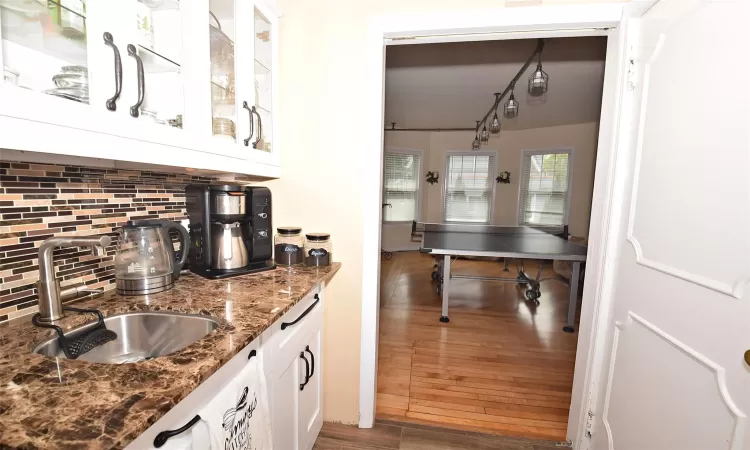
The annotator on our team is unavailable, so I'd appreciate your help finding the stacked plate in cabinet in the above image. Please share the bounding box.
[43,65,89,104]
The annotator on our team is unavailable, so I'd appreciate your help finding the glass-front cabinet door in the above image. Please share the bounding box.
[0,0,188,133]
[120,0,186,130]
[0,0,103,116]
[200,0,278,166]
[208,0,240,145]
[252,4,273,155]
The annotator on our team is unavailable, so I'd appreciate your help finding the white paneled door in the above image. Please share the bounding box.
[588,1,750,450]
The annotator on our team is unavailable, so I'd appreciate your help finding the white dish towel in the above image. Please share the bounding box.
[194,355,273,450]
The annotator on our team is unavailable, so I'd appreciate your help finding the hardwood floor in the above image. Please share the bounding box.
[314,421,569,449]
[376,251,581,441]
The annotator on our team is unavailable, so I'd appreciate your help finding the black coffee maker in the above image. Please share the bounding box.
[185,184,275,279]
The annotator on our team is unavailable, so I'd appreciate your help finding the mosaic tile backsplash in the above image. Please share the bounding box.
[0,161,215,324]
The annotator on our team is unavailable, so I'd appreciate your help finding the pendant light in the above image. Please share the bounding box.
[489,93,501,134]
[472,121,481,150]
[479,124,490,144]
[469,39,547,149]
[504,82,520,118]
[528,53,549,97]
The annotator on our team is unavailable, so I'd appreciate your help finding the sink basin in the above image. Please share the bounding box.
[33,312,221,364]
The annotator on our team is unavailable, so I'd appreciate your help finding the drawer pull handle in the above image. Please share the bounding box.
[153,414,201,448]
[305,345,315,379]
[281,295,320,331]
[251,105,262,149]
[103,32,122,111]
[127,44,145,118]
[242,101,254,146]
[299,351,311,391]
[248,349,257,360]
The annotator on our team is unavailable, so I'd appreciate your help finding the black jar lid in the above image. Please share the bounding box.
[305,233,330,241]
[277,226,302,235]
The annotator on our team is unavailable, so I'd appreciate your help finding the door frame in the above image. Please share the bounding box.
[357,2,657,449]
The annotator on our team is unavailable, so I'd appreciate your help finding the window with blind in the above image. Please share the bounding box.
[519,150,572,227]
[383,150,422,222]
[443,152,496,223]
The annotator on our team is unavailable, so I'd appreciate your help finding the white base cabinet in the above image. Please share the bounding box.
[264,289,323,450]
[126,285,324,450]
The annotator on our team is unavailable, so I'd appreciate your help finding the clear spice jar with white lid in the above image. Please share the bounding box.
[304,233,332,266]
[274,227,305,266]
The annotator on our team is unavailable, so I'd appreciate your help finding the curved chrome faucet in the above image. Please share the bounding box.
[36,235,112,323]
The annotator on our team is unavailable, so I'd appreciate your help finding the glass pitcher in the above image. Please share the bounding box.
[115,220,189,296]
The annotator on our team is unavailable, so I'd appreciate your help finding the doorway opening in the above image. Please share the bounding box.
[376,36,607,441]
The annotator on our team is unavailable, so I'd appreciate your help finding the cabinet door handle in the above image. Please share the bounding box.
[248,349,257,360]
[281,295,320,331]
[103,32,122,111]
[305,345,315,379]
[299,351,311,391]
[127,44,145,118]
[153,414,201,448]
[242,101,254,146]
[251,106,262,149]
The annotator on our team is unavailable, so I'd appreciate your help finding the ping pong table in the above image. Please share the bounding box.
[412,222,587,333]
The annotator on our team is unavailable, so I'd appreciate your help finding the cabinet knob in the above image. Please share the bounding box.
[744,350,750,366]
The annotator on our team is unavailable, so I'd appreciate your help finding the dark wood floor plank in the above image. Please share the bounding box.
[314,422,568,450]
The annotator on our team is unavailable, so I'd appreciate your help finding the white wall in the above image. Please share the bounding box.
[381,122,599,249]
[267,0,623,425]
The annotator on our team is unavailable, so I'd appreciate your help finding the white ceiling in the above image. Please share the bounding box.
[384,37,608,131]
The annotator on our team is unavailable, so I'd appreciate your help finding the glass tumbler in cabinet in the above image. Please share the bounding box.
[0,0,92,105]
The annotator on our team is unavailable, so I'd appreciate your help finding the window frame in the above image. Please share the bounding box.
[441,150,498,224]
[516,147,575,227]
[382,147,424,224]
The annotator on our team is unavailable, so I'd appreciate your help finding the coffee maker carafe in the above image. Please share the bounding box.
[185,184,274,279]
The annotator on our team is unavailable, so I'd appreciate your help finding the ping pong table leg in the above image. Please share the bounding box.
[564,262,581,333]
[440,255,450,323]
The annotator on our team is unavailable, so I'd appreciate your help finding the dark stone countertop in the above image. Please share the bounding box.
[0,264,340,449]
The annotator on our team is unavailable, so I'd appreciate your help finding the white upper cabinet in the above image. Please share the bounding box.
[0,0,280,177]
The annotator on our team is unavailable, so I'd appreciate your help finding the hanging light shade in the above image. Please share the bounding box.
[472,122,482,149]
[489,93,501,134]
[479,125,490,144]
[528,54,549,97]
[504,83,520,118]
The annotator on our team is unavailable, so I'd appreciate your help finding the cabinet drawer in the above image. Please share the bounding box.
[262,286,322,375]
[125,338,261,449]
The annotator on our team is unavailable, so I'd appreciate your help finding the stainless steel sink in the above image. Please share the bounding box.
[33,312,221,364]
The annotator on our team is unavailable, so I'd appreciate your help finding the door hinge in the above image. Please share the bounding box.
[554,440,573,447]
[585,410,595,438]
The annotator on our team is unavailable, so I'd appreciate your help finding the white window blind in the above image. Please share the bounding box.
[519,150,571,227]
[443,153,495,223]
[383,151,421,222]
